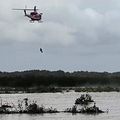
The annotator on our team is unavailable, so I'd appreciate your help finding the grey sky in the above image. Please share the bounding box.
[0,0,120,72]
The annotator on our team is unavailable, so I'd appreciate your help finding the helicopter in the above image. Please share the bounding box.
[13,6,43,22]
[40,48,43,53]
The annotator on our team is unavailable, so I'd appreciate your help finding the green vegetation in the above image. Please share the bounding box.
[0,70,120,92]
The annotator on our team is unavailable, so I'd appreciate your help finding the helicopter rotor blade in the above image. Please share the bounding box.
[12,8,39,11]
[12,9,25,10]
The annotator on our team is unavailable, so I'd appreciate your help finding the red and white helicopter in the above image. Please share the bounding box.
[13,6,43,22]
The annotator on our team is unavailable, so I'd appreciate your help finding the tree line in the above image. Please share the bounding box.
[0,70,120,87]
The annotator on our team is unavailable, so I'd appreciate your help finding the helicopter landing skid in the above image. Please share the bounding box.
[29,20,43,23]
[38,20,43,23]
[29,20,34,23]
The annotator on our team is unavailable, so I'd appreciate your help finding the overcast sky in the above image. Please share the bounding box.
[0,0,120,72]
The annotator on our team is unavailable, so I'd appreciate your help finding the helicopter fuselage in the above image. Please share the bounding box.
[24,10,42,22]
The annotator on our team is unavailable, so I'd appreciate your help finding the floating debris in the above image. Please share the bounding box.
[65,94,105,114]
[80,102,104,114]
[75,94,94,105]
[64,102,104,114]
[0,95,106,114]
[64,105,80,113]
[0,98,58,114]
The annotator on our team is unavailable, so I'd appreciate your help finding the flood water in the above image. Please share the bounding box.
[0,92,119,120]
